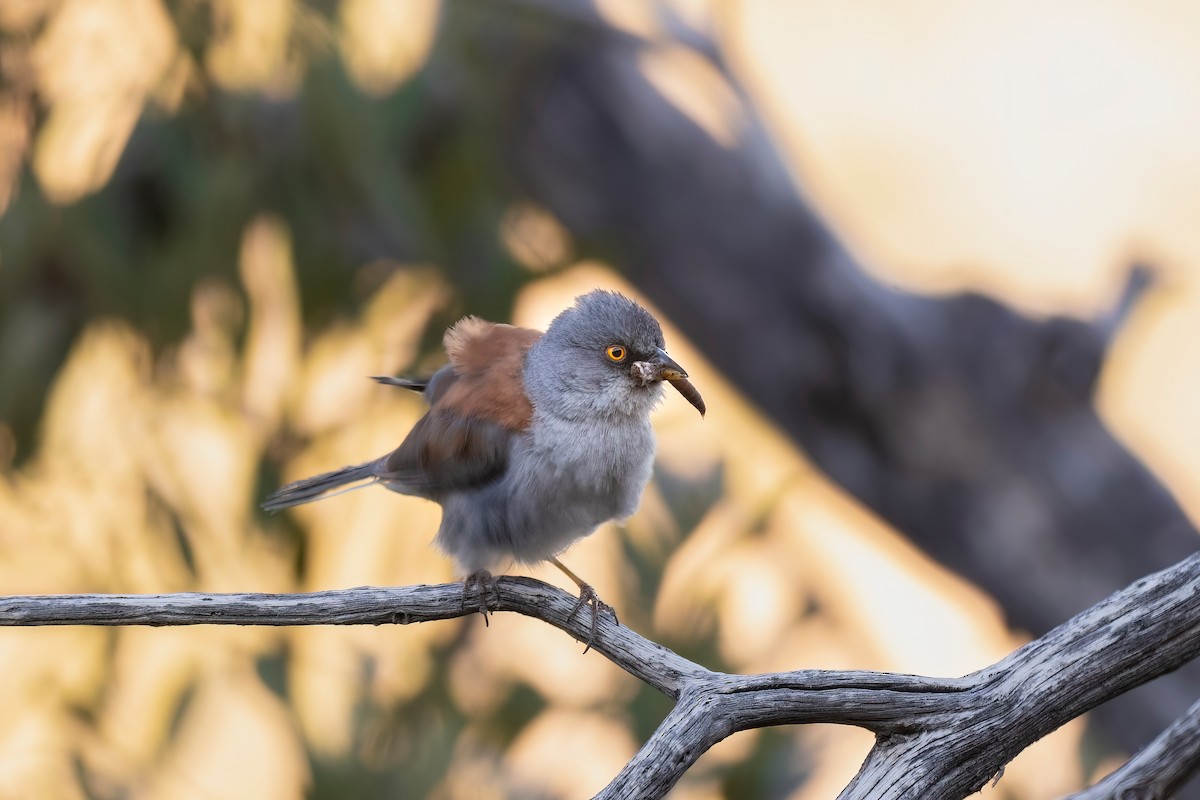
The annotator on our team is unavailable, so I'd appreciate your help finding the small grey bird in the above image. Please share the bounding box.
[263,290,705,644]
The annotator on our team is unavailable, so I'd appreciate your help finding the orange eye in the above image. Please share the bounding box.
[605,345,627,362]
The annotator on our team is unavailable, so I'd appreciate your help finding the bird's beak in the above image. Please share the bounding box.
[642,348,706,417]
[650,348,688,381]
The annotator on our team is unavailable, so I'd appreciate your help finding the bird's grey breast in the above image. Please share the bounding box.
[529,411,654,508]
[435,410,656,570]
[496,410,654,559]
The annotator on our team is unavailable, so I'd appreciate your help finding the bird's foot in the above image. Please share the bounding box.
[566,582,618,654]
[462,570,501,625]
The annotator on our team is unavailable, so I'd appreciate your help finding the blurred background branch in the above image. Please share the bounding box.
[438,0,1200,765]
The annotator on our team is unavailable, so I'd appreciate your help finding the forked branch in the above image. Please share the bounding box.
[2,551,1199,798]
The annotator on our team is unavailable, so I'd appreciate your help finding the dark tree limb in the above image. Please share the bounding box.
[425,0,1200,764]
[2,548,1200,798]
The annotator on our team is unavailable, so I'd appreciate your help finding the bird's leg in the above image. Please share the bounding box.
[548,557,618,652]
[462,569,501,625]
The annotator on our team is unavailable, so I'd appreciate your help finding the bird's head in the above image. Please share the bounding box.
[527,290,706,419]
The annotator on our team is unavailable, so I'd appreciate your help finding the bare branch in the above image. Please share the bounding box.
[0,577,705,699]
[597,672,971,800]
[2,551,1199,798]
[1067,698,1200,800]
[840,550,1200,799]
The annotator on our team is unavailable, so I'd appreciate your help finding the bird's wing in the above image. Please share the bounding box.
[379,318,541,496]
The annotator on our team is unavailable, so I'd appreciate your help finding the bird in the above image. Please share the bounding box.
[262,290,705,647]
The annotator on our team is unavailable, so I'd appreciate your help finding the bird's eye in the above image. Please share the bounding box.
[605,345,627,362]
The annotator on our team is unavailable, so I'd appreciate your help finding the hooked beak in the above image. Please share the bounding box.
[642,348,706,417]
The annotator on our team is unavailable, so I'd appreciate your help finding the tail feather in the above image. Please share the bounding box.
[371,376,426,392]
[261,460,383,512]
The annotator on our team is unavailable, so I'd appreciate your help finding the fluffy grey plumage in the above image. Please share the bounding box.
[263,290,704,616]
[439,291,667,571]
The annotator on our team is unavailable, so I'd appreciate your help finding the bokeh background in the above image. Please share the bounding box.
[3,1,1200,798]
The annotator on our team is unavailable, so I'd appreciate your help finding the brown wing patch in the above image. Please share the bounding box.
[376,317,539,498]
[439,317,540,431]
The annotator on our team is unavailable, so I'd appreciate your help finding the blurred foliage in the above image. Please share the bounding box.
[0,0,542,467]
[0,1,1096,798]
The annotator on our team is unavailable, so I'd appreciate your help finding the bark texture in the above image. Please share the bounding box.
[2,550,1200,798]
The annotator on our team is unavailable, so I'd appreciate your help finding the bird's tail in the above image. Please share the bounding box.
[261,459,384,512]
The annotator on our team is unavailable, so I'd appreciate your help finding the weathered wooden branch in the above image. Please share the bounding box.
[3,549,1199,798]
[841,549,1200,798]
[0,579,700,698]
[1067,698,1200,800]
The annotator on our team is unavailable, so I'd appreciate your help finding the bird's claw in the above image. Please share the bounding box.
[462,570,501,625]
[566,582,618,653]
